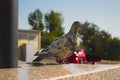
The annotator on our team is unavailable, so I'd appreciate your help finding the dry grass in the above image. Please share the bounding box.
[99,60,120,64]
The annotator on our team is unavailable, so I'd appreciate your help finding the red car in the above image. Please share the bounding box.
[57,48,87,64]
[56,48,102,64]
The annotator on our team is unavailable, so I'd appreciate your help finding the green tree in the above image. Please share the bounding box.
[44,10,64,37]
[80,21,99,51]
[28,9,44,31]
[107,37,120,60]
[42,10,64,47]
[80,21,120,60]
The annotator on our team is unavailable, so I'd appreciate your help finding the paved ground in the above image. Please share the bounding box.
[0,60,120,80]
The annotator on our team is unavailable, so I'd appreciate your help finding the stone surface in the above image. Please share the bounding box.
[0,60,120,80]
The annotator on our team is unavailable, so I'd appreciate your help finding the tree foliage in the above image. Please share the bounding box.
[28,9,44,31]
[41,11,64,48]
[106,37,120,60]
[44,10,64,37]
[80,21,120,60]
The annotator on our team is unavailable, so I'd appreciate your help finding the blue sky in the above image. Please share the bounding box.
[19,0,120,38]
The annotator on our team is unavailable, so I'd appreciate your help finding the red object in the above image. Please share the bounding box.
[56,48,102,64]
[57,48,87,64]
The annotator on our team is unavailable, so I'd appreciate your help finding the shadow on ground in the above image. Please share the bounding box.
[27,62,59,66]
